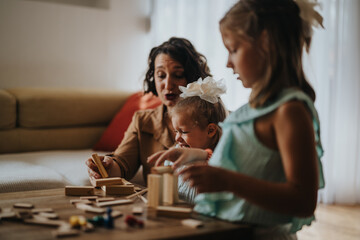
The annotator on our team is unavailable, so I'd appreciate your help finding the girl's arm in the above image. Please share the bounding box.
[181,101,319,217]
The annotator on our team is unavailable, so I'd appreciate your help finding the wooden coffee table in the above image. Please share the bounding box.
[0,188,252,239]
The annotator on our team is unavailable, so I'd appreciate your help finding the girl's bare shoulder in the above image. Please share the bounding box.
[276,100,310,116]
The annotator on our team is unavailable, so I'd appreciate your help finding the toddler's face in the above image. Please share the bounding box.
[172,112,210,149]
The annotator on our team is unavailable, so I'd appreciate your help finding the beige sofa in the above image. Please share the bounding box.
[0,88,144,193]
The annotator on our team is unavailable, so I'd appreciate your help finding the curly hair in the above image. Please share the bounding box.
[143,37,212,96]
[220,0,316,107]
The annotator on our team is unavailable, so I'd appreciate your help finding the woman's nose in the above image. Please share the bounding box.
[164,76,175,90]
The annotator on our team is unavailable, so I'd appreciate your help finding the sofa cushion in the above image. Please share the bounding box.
[0,127,105,154]
[6,88,132,128]
[0,161,66,193]
[92,92,162,152]
[0,149,145,193]
[0,89,16,130]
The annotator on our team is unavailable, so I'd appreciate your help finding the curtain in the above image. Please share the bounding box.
[150,0,250,111]
[150,0,360,204]
[309,0,360,204]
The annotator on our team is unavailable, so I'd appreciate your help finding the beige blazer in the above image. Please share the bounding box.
[112,105,174,184]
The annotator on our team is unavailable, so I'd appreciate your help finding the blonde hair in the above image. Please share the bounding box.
[220,0,316,108]
[170,96,228,150]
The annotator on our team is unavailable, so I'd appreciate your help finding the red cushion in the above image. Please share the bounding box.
[92,92,162,152]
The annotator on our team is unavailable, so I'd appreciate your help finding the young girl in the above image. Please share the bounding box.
[148,0,325,238]
[168,77,227,203]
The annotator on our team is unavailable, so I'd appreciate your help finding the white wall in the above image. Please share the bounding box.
[0,0,151,91]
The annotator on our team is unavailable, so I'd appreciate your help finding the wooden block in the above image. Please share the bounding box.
[163,173,178,206]
[96,197,115,202]
[13,203,34,209]
[80,196,98,200]
[106,210,123,219]
[132,207,143,215]
[52,224,79,238]
[70,199,92,205]
[121,178,134,185]
[181,219,204,228]
[146,206,157,218]
[102,185,135,195]
[137,195,148,204]
[96,199,133,207]
[2,208,12,212]
[65,186,94,196]
[0,211,17,219]
[31,208,54,213]
[156,206,192,218]
[126,188,148,199]
[38,212,59,219]
[24,215,67,227]
[94,177,123,187]
[92,153,108,178]
[147,174,162,208]
[75,203,105,214]
[17,210,33,219]
[151,166,173,174]
[53,228,79,237]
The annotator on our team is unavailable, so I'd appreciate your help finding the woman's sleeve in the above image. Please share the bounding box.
[111,112,142,180]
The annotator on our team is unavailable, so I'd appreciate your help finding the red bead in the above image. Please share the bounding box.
[125,215,137,227]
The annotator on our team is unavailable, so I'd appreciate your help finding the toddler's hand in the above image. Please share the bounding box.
[147,148,208,169]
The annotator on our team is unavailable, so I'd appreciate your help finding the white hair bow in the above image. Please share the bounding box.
[179,77,227,104]
[294,0,324,36]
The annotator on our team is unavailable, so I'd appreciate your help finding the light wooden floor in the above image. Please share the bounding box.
[297,204,360,240]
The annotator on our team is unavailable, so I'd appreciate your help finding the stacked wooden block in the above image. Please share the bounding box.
[147,166,178,207]
[147,166,192,218]
[65,154,136,196]
[65,177,136,196]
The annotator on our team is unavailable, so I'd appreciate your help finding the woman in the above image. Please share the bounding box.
[85,37,211,185]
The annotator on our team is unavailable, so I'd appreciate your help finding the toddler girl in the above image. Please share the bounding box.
[158,77,227,203]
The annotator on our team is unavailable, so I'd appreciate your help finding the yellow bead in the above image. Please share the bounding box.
[69,215,79,227]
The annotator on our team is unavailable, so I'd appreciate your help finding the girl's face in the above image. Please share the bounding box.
[221,30,266,88]
[172,111,211,149]
[154,54,188,110]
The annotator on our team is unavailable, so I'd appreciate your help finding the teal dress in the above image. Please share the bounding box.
[194,88,325,233]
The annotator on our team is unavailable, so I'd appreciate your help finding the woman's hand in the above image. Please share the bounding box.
[179,164,232,193]
[85,155,121,185]
[147,148,208,169]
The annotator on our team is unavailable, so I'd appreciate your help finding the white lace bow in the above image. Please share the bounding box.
[294,0,324,37]
[179,77,227,104]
